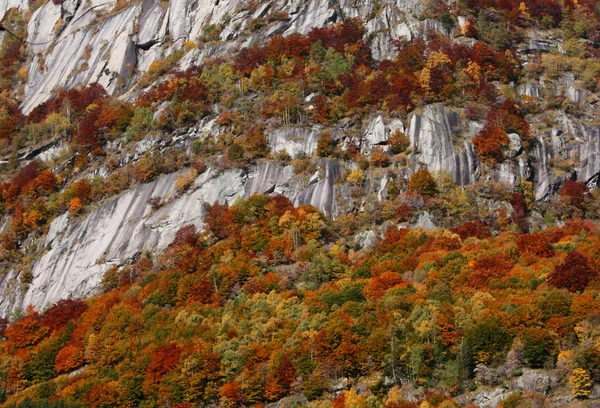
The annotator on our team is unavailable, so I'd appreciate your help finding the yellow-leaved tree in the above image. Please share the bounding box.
[569,368,591,399]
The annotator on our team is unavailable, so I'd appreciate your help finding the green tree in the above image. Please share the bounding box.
[522,327,556,368]
[465,319,512,367]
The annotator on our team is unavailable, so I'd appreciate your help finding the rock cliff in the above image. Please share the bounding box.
[407,104,480,186]
[0,0,600,319]
[18,0,430,113]
[0,158,347,315]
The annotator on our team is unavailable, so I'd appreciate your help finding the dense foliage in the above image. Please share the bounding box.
[0,2,597,261]
[0,0,600,405]
[0,195,599,406]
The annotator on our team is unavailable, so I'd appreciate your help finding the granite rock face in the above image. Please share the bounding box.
[0,168,246,316]
[361,115,404,154]
[0,159,345,316]
[513,369,559,394]
[20,0,434,113]
[6,0,600,328]
[246,159,341,216]
[407,104,480,186]
[516,113,600,200]
[268,126,322,158]
[577,124,600,186]
[354,229,378,249]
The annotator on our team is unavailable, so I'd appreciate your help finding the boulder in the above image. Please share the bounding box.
[513,369,559,394]
[361,115,404,154]
[354,230,378,250]
[416,211,436,230]
[507,133,522,158]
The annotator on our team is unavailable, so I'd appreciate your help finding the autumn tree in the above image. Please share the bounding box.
[0,316,8,338]
[86,381,125,408]
[559,179,589,212]
[570,368,592,399]
[65,197,82,216]
[547,251,597,292]
[517,234,554,258]
[146,343,182,384]
[364,272,404,299]
[465,319,513,367]
[312,94,331,124]
[370,148,391,167]
[473,124,509,165]
[75,179,92,204]
[77,104,102,152]
[388,130,410,154]
[203,202,236,240]
[55,345,85,374]
[420,51,454,101]
[172,224,199,247]
[5,306,49,349]
[511,192,528,232]
[97,101,134,134]
[468,254,514,288]
[316,132,336,157]
[265,354,296,400]
[41,298,88,332]
[234,46,266,76]
[450,221,491,240]
[522,327,556,368]
[385,72,421,112]
[7,161,40,203]
[220,380,245,407]
[242,124,270,159]
[22,169,57,197]
[408,169,438,197]
[308,19,372,66]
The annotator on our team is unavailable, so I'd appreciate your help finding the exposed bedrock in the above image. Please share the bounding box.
[0,159,344,316]
[20,0,435,113]
[407,104,480,186]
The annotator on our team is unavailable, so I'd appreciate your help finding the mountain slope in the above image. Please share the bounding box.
[1,0,600,406]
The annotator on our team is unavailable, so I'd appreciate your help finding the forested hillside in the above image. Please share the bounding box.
[0,0,600,405]
[2,195,600,407]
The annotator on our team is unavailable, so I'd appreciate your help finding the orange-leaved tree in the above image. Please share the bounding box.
[473,124,509,166]
[408,168,438,197]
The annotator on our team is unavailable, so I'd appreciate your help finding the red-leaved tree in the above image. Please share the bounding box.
[40,298,88,331]
[146,343,182,383]
[547,251,597,293]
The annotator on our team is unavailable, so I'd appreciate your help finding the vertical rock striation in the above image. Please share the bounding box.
[408,104,480,185]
